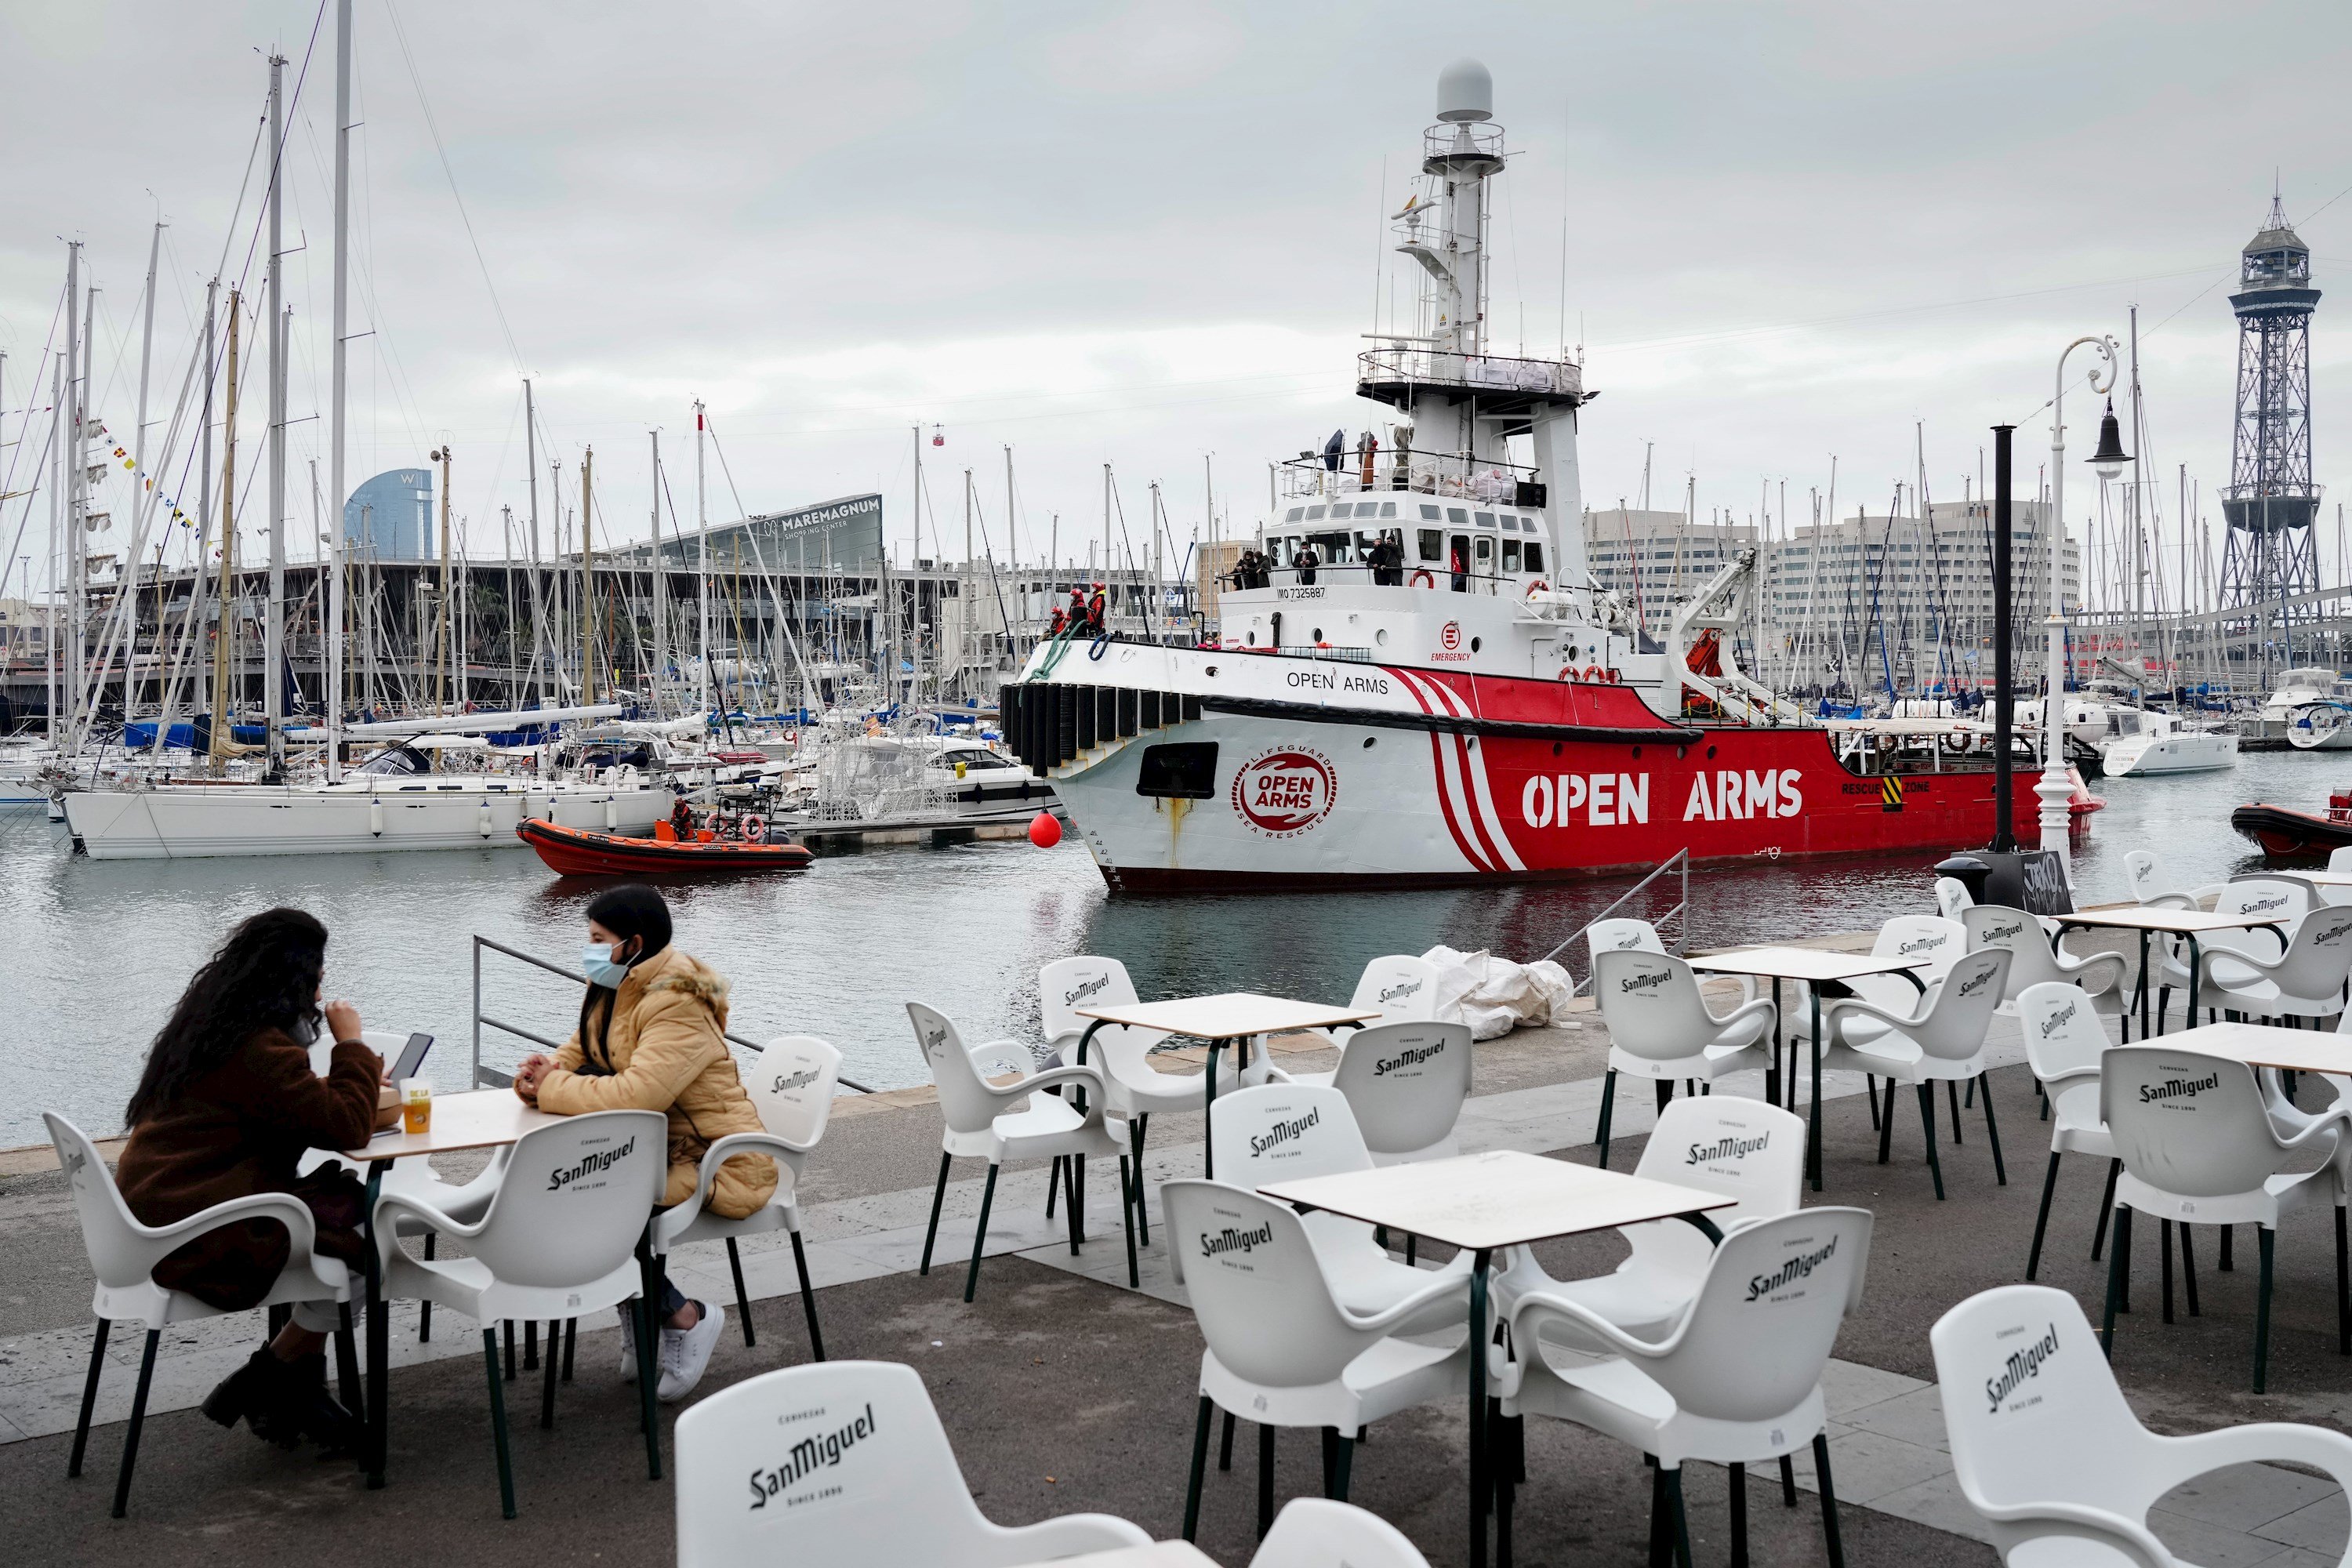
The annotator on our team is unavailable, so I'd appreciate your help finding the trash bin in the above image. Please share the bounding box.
[1934,853,1991,907]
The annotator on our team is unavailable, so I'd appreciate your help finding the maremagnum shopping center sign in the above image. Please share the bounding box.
[614,493,884,573]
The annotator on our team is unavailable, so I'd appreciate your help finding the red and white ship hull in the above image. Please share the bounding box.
[1002,644,2040,892]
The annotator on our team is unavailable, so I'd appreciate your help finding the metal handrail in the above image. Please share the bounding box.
[470,933,877,1094]
[1539,847,1693,988]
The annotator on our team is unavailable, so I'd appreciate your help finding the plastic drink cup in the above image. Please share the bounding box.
[401,1077,433,1135]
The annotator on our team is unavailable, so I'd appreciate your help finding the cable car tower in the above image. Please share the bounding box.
[2220,193,2323,673]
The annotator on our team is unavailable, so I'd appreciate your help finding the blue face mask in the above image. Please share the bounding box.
[581,942,632,989]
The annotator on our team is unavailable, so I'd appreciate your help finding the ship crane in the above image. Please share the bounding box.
[1666,547,1808,726]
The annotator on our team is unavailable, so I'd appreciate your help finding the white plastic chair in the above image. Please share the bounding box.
[1250,1497,1432,1568]
[651,1033,840,1359]
[1588,917,1755,1003]
[1934,1283,2352,1568]
[909,1001,1135,1301]
[373,1108,669,1517]
[1343,953,1446,1025]
[2016,982,2123,1284]
[1499,1207,1875,1568]
[1164,1180,1469,1544]
[45,1112,360,1517]
[1206,1084,1468,1333]
[1934,875,1974,924]
[1494,1095,1806,1339]
[2098,1045,2350,1392]
[2123,849,2217,911]
[2154,879,2310,1025]
[673,1359,1151,1567]
[2159,904,2352,1025]
[1963,904,2128,1019]
[1818,948,2013,1200]
[1590,948,1776,1169]
[1040,955,1240,1250]
[1278,1020,1475,1164]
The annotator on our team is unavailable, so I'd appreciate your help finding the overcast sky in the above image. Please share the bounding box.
[5,1,2350,606]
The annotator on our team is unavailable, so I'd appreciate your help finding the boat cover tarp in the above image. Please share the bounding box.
[1421,945,1576,1040]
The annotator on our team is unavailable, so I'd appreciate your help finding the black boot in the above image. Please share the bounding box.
[202,1348,303,1449]
[283,1352,365,1456]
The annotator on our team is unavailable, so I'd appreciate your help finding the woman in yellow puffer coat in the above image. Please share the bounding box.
[513,884,775,1399]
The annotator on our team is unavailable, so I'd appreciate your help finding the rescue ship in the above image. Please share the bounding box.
[1001,60,2041,891]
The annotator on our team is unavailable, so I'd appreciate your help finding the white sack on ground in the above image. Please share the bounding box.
[1421,945,1576,1039]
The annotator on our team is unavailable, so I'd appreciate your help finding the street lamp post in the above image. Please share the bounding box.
[2040,335,2127,865]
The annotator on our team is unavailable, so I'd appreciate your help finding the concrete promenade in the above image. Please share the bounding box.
[2,933,2346,1566]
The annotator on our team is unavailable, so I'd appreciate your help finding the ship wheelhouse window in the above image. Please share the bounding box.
[1135,741,1220,800]
[1474,511,1495,529]
[1524,541,1545,572]
[1446,507,1468,525]
[1379,501,1398,517]
[1498,514,1518,531]
[1502,540,1522,572]
[1305,505,1326,521]
[1308,530,1354,562]
[1420,504,1441,521]
[1285,507,1305,523]
[1474,535,1494,568]
[1417,528,1443,561]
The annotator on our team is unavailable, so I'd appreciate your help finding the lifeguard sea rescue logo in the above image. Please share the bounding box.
[1232,746,1338,837]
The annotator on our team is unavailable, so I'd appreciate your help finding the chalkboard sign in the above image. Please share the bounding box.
[1976,849,2074,916]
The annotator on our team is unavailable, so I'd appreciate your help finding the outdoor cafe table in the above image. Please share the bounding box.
[2050,906,2293,1041]
[340,1088,562,1490]
[2154,1018,2352,1077]
[1685,946,1929,1191]
[1259,1148,1734,1568]
[1072,993,1378,1178]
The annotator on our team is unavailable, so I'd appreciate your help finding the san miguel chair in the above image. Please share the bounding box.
[1163,1180,1470,1544]
[1493,1096,1806,1341]
[2097,1047,2350,1392]
[673,1359,1151,1567]
[1497,1207,1875,1568]
[1963,905,2127,1019]
[1276,1019,1475,1165]
[1588,916,1757,1003]
[373,1109,668,1518]
[909,1001,1136,1299]
[1251,1497,1433,1568]
[1817,948,2011,1200]
[45,1112,363,1517]
[2152,880,2310,1029]
[1040,954,1240,1247]
[651,1033,840,1359]
[2016,982,2125,1281]
[2123,849,2218,911]
[2161,906,2352,1029]
[1590,949,1777,1168]
[1935,1284,2352,1568]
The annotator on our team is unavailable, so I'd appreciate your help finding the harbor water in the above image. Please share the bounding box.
[1,750,2328,1148]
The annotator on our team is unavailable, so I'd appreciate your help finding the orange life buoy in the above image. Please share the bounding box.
[1410,568,1435,589]
[740,812,769,841]
[1582,665,1606,684]
[1605,667,1621,684]
[1525,579,1549,597]
[1559,665,1576,681]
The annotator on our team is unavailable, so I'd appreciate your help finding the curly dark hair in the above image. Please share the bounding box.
[125,907,329,1126]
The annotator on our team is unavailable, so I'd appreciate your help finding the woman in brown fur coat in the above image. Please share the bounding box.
[512,884,775,1400]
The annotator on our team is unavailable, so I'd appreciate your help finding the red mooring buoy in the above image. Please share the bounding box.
[1028,811,1063,848]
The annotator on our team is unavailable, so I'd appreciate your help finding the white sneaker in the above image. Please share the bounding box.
[656,1300,724,1403]
[617,1305,637,1382]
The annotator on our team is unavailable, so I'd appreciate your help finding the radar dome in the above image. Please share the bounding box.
[1436,59,1493,123]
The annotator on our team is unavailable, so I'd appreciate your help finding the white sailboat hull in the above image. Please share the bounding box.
[2100,729,2239,776]
[61,780,672,859]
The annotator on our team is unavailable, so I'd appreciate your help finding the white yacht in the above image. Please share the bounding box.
[2242,666,2352,746]
[2099,710,2240,776]
[2285,702,2352,751]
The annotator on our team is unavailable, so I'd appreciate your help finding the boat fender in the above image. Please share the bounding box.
[741,812,768,844]
[1087,637,1109,662]
[604,796,617,831]
[368,797,383,837]
[1525,579,1549,597]
[478,800,493,838]
[1410,568,1435,588]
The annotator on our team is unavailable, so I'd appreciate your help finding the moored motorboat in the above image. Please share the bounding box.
[2230,791,2352,861]
[517,815,814,876]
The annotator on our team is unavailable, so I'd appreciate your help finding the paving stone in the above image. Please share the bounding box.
[1836,1383,1952,1452]
[2155,1461,2345,1534]
[2257,1491,2351,1554]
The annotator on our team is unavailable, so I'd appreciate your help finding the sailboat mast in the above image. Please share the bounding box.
[522,379,543,707]
[695,400,709,717]
[65,245,85,724]
[210,293,241,771]
[579,446,594,702]
[650,428,666,716]
[266,53,288,776]
[326,0,352,779]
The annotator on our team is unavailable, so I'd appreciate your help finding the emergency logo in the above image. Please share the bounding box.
[1232,746,1338,837]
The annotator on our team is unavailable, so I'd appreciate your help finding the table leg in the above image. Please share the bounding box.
[1767,978,1784,1107]
[1808,990,1824,1192]
[1203,1039,1225,1180]
[1468,1246,1494,1568]
[2135,931,2151,1043]
[365,1162,387,1490]
[2179,935,2201,1037]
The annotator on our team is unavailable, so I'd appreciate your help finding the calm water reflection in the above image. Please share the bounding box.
[0,748,2310,1145]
